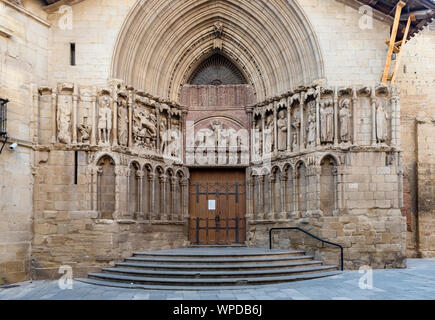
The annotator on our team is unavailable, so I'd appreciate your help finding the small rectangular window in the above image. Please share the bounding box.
[0,99,8,137]
[70,43,76,66]
[74,151,78,185]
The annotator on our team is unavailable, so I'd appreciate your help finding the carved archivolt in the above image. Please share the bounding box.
[111,0,324,102]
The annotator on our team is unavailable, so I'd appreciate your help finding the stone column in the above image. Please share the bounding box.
[273,102,278,154]
[72,85,78,144]
[299,94,304,150]
[181,177,189,219]
[246,175,254,220]
[148,173,156,221]
[127,88,134,148]
[91,86,97,146]
[51,90,57,143]
[279,172,287,220]
[245,106,253,163]
[316,87,321,146]
[112,88,118,146]
[256,175,264,220]
[171,177,178,220]
[137,170,144,219]
[287,96,292,152]
[160,174,168,220]
[31,84,39,144]
[352,87,358,144]
[266,174,274,220]
[261,110,266,158]
[371,87,377,146]
[125,168,132,218]
[395,89,401,147]
[290,169,298,219]
[333,86,339,146]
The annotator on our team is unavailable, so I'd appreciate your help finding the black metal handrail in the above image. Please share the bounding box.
[269,227,344,271]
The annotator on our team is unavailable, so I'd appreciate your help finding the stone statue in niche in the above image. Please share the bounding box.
[78,123,90,144]
[167,118,181,158]
[227,127,239,149]
[133,107,157,150]
[292,108,301,151]
[211,120,224,147]
[264,114,274,154]
[160,116,168,154]
[306,100,316,148]
[292,128,298,151]
[98,95,112,145]
[277,109,287,151]
[339,98,352,143]
[57,95,72,144]
[253,118,262,157]
[320,99,334,143]
[376,100,389,143]
[117,95,128,147]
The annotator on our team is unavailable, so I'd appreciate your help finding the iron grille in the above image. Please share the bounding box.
[0,98,8,137]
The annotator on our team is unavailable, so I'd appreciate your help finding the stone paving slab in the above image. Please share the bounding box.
[1,259,435,300]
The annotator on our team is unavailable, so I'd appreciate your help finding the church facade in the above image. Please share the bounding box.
[0,0,434,284]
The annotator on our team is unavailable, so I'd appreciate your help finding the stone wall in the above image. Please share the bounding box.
[395,22,435,257]
[32,148,189,279]
[0,0,49,285]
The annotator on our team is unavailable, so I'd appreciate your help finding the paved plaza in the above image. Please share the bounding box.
[0,259,434,300]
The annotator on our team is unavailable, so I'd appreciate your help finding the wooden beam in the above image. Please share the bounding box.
[381,1,406,84]
[390,15,415,86]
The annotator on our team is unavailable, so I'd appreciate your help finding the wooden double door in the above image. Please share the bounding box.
[188,168,246,245]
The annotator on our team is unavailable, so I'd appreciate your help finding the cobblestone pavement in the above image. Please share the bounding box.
[1,259,434,300]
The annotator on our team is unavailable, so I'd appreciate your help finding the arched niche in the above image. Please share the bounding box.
[320,156,338,216]
[97,156,116,219]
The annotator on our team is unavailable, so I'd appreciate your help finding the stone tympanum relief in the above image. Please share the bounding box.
[133,97,157,150]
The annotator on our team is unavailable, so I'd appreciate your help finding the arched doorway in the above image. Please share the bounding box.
[184,53,251,245]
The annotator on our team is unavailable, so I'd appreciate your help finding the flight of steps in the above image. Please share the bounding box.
[77,248,340,290]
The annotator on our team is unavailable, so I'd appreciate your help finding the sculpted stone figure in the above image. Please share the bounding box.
[253,119,262,157]
[57,95,72,144]
[98,95,112,145]
[133,107,157,149]
[292,128,298,151]
[264,114,274,154]
[167,118,181,158]
[277,110,287,151]
[117,96,128,147]
[292,108,301,151]
[306,101,316,148]
[321,99,334,143]
[160,116,168,153]
[376,100,389,143]
[339,98,351,143]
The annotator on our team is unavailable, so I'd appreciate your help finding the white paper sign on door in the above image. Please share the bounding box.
[208,200,216,210]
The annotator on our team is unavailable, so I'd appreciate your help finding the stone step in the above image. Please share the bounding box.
[124,255,314,265]
[132,249,305,258]
[115,260,323,271]
[87,270,341,286]
[101,265,338,279]
[76,278,266,291]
